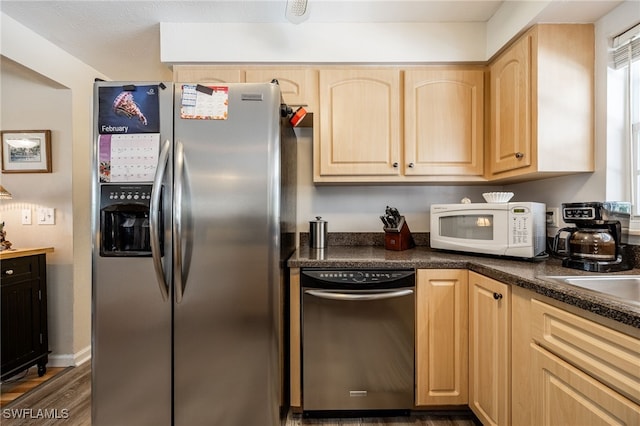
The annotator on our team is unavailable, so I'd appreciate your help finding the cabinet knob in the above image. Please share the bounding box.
[4,269,14,275]
[392,162,399,168]
[515,152,524,160]
[408,162,415,168]
[493,292,503,300]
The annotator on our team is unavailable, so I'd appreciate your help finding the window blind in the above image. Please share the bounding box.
[613,23,640,69]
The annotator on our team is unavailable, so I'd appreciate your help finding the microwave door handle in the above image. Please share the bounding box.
[150,139,171,302]
[304,289,414,301]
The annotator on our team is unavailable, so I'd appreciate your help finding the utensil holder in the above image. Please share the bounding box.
[384,216,415,251]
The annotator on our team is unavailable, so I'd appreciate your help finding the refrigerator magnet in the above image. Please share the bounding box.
[180,84,229,120]
[98,85,161,134]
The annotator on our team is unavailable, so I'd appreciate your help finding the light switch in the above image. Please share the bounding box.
[37,208,55,225]
[21,209,32,225]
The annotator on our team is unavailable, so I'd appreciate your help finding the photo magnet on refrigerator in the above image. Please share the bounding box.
[98,85,160,134]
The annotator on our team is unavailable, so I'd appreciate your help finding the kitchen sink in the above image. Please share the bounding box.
[540,275,640,307]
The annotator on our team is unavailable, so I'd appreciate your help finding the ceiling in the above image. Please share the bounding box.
[0,1,624,81]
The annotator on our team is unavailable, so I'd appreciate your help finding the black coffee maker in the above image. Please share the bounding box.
[553,202,632,272]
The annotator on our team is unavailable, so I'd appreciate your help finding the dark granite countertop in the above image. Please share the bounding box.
[288,245,640,329]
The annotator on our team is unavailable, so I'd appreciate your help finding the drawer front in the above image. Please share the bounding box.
[531,344,640,425]
[531,299,640,404]
[1,256,38,285]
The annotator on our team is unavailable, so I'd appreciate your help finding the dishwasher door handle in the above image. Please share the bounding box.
[304,288,413,301]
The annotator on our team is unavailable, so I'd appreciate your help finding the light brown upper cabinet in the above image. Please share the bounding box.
[173,66,318,110]
[173,65,244,83]
[404,68,485,179]
[245,68,318,111]
[315,69,402,181]
[314,67,485,183]
[488,24,594,181]
[173,24,595,185]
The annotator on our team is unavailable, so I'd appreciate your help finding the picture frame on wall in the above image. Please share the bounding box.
[1,130,52,173]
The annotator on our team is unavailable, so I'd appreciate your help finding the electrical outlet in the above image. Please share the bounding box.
[546,207,560,227]
[21,209,32,225]
[37,208,55,225]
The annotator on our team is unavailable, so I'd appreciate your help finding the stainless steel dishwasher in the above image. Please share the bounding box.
[301,269,415,414]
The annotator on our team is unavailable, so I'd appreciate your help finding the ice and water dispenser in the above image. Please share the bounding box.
[99,184,161,256]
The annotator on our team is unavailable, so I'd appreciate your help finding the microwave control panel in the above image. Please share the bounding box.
[510,206,532,245]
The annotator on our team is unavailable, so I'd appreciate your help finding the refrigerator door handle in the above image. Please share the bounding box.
[174,141,185,304]
[150,138,171,301]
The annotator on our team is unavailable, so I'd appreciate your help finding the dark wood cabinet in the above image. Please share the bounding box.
[1,252,49,380]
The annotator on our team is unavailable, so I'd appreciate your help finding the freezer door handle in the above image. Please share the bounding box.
[150,139,170,301]
[174,141,185,304]
[304,288,414,301]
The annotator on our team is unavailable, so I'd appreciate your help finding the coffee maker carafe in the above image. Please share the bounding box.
[553,202,631,272]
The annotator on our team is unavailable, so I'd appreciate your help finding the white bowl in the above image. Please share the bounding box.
[482,192,514,203]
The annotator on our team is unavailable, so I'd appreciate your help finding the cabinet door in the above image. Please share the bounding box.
[531,298,640,404]
[469,272,511,426]
[404,68,484,176]
[1,279,41,369]
[1,255,47,379]
[317,69,401,177]
[289,268,302,410]
[535,24,594,173]
[531,344,640,425]
[415,269,468,406]
[245,68,317,110]
[489,33,532,175]
[172,65,244,83]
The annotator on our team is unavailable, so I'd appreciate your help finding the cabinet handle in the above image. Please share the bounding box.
[392,162,399,168]
[4,269,14,275]
[493,292,503,300]
[408,162,415,168]
[515,152,524,159]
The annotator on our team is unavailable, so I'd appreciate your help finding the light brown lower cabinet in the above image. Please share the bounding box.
[530,345,640,425]
[415,269,468,406]
[290,267,640,425]
[289,267,302,411]
[469,271,511,426]
[530,298,640,425]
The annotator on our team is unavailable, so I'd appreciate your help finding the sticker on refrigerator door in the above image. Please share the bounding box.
[180,84,228,120]
[98,133,160,182]
[98,85,160,134]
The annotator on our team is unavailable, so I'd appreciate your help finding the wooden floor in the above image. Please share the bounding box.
[0,362,90,426]
[285,413,477,426]
[1,366,66,406]
[0,362,477,425]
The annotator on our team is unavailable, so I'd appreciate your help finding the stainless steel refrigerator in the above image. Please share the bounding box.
[91,81,296,425]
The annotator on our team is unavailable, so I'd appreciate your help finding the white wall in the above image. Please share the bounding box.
[293,127,503,233]
[507,0,640,216]
[0,59,76,366]
[161,22,489,63]
[485,0,550,56]
[1,13,107,366]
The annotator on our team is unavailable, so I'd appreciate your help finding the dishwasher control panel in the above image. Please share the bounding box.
[301,269,415,289]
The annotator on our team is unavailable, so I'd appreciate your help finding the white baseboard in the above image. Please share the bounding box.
[48,345,91,367]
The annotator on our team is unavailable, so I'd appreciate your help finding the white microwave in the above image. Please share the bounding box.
[430,202,547,259]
